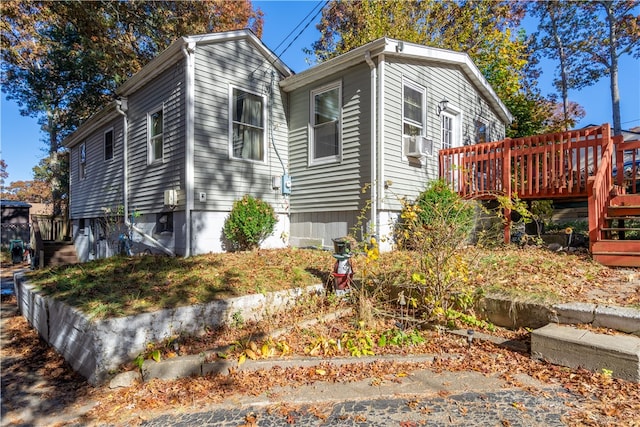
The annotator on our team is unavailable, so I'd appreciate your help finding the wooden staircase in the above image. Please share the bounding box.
[592,194,640,267]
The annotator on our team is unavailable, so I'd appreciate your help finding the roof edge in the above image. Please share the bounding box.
[280,37,512,124]
[62,102,118,149]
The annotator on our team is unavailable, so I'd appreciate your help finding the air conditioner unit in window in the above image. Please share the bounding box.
[404,135,433,158]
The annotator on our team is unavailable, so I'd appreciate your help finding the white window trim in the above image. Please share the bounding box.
[401,77,426,138]
[104,127,114,162]
[147,105,164,165]
[309,80,342,166]
[441,104,463,151]
[228,85,268,164]
[79,142,87,180]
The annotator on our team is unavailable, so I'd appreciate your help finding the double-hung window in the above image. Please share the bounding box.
[402,79,426,137]
[148,108,164,163]
[230,87,265,162]
[475,120,488,144]
[104,129,114,161]
[310,81,341,164]
[79,142,87,180]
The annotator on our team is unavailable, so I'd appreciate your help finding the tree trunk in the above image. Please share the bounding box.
[604,1,622,136]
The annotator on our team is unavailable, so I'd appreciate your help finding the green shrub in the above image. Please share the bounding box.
[223,195,277,251]
[395,179,476,249]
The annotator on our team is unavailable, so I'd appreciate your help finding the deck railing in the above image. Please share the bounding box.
[615,138,640,194]
[439,124,612,201]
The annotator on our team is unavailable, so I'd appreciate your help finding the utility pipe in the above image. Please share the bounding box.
[115,97,130,235]
[364,51,378,240]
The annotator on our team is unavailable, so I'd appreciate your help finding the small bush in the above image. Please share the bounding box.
[223,195,277,251]
[395,179,475,249]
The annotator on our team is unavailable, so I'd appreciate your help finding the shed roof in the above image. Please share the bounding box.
[0,200,32,208]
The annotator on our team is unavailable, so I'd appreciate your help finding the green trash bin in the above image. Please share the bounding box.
[10,240,24,264]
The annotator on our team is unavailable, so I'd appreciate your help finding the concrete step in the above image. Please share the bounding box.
[531,324,640,383]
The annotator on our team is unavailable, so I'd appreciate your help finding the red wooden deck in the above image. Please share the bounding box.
[438,124,640,266]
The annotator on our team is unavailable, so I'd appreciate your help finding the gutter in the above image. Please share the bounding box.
[365,51,379,240]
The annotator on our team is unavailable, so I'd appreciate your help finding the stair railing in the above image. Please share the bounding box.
[587,125,616,251]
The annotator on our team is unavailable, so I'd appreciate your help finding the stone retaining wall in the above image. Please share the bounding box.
[13,272,323,385]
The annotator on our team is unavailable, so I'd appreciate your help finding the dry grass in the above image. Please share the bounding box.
[21,245,640,320]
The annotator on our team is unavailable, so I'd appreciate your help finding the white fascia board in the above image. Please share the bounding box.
[116,29,293,97]
[281,37,512,124]
[62,102,118,149]
[280,38,388,92]
[186,30,294,77]
[116,37,187,97]
[382,40,512,124]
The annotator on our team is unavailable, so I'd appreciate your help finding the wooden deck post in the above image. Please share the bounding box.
[503,138,512,244]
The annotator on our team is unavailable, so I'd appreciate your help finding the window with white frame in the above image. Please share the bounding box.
[402,79,426,137]
[148,108,164,163]
[310,82,341,163]
[79,142,87,180]
[230,87,265,162]
[441,114,454,150]
[475,119,488,144]
[104,129,114,161]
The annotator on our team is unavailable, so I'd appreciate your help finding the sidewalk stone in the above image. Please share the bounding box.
[142,354,205,381]
[553,302,596,324]
[531,323,640,382]
[593,305,640,336]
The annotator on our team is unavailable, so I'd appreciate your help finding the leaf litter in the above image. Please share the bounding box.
[2,247,640,426]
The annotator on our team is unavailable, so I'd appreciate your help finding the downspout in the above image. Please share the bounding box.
[116,98,175,257]
[365,51,378,240]
[182,41,196,257]
[115,97,129,239]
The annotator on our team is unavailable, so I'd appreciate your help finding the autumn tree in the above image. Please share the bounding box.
[309,0,553,137]
[579,1,640,135]
[1,0,263,214]
[528,2,597,131]
[529,1,639,134]
[1,179,52,203]
[0,159,7,189]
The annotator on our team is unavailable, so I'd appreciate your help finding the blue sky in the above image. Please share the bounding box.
[1,0,639,185]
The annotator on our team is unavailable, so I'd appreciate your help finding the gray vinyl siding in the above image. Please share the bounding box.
[288,62,372,213]
[69,117,124,219]
[126,60,186,214]
[381,58,506,210]
[192,38,289,212]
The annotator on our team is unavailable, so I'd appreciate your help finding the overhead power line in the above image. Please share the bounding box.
[274,1,326,59]
[272,1,325,57]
